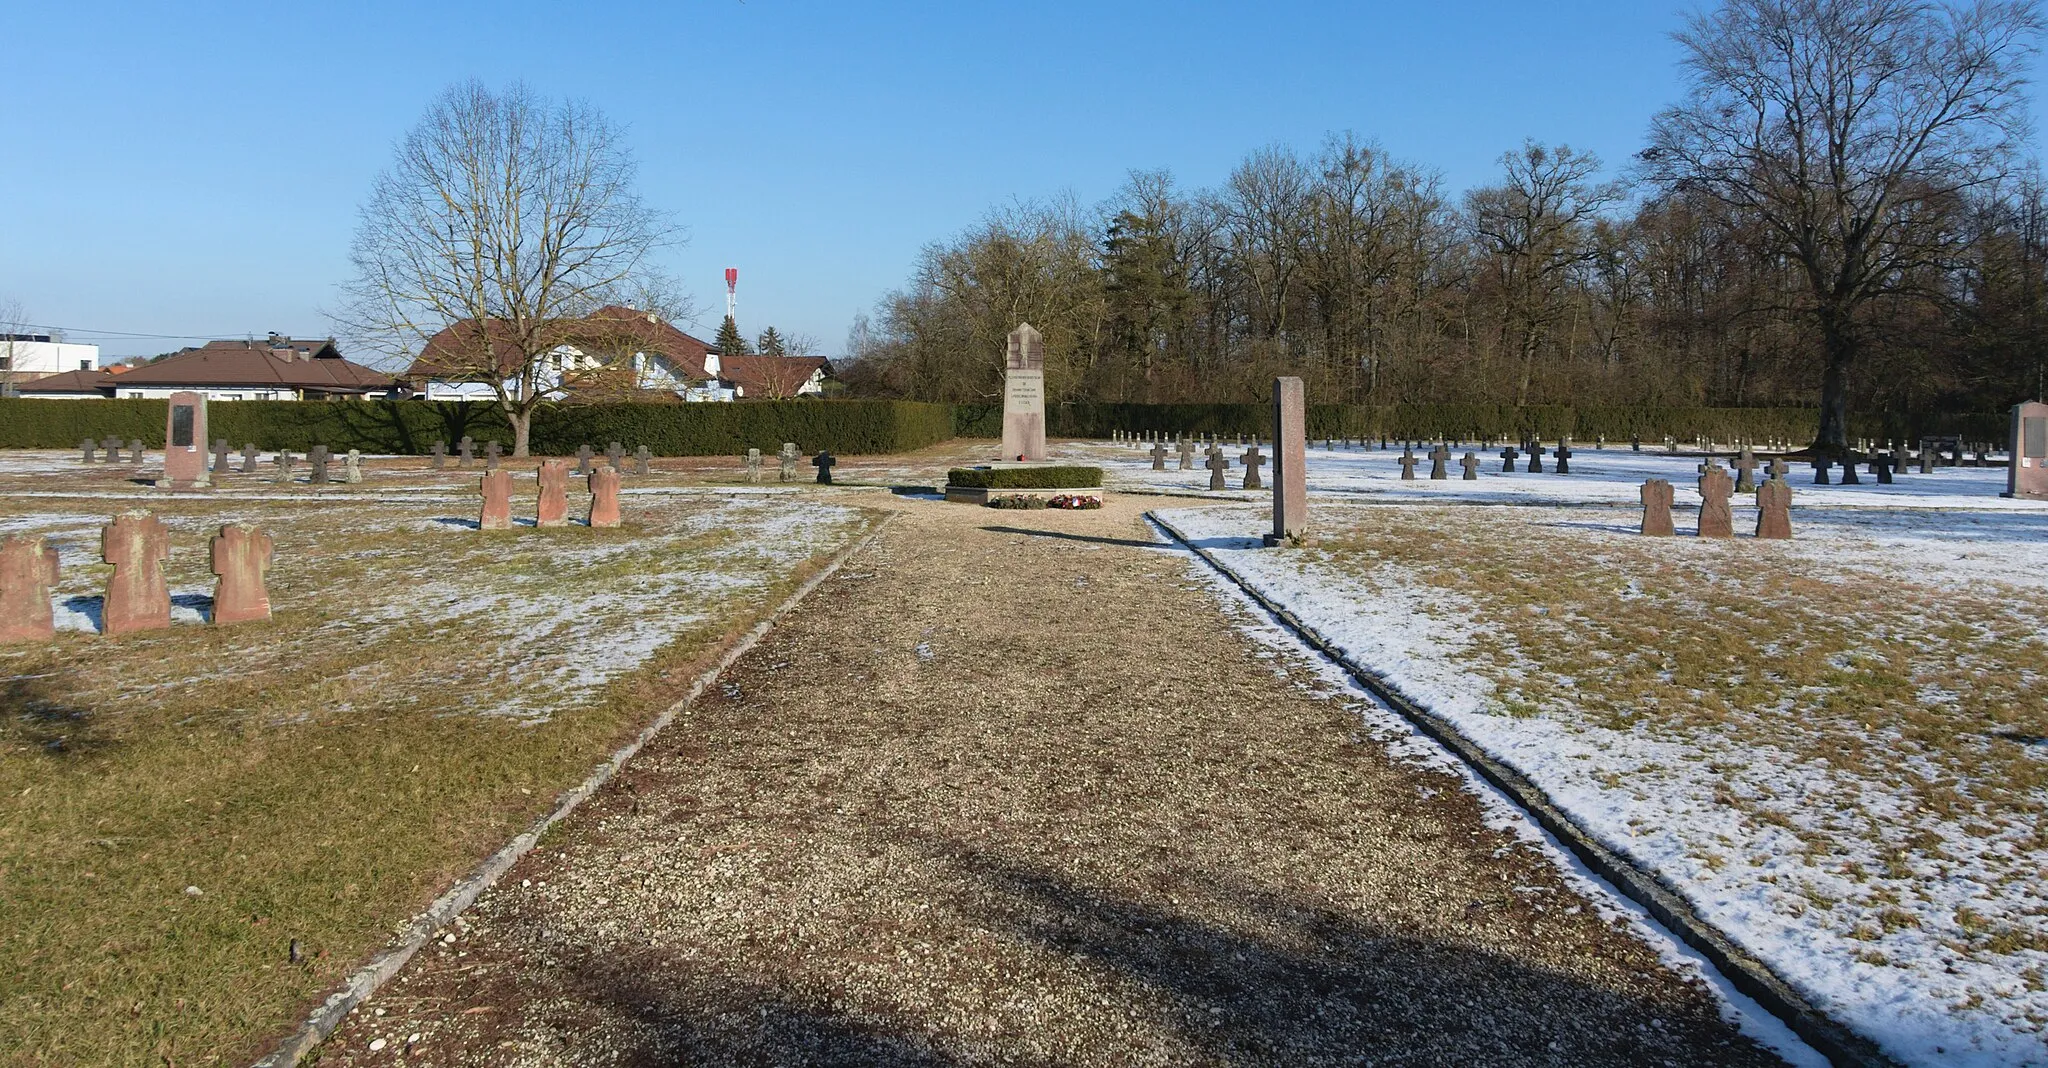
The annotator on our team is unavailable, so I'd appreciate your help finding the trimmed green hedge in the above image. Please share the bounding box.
[945,401,2007,445]
[946,465,1104,489]
[0,398,957,456]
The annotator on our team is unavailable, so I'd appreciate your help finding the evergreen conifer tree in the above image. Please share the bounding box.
[714,316,749,356]
[756,326,786,357]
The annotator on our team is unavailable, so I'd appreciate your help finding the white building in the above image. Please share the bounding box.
[1,333,99,382]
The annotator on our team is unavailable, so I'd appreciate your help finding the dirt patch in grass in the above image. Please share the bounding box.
[0,490,877,1066]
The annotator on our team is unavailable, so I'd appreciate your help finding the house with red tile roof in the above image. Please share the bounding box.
[18,336,398,400]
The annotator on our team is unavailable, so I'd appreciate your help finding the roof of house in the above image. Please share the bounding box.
[111,339,394,394]
[406,307,717,382]
[15,368,117,395]
[719,355,830,399]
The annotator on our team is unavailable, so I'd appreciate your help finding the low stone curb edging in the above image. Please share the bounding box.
[250,512,899,1067]
[1146,511,1898,1068]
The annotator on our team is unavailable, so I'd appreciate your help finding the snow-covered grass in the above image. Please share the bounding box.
[1159,491,2048,1067]
[0,487,878,1064]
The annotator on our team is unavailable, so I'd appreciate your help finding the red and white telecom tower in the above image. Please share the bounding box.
[724,268,739,325]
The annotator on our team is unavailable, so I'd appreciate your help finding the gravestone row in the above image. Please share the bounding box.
[478,465,624,531]
[0,512,273,643]
[1639,462,1792,539]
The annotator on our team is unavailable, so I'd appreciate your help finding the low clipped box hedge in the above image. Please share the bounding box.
[946,465,1103,490]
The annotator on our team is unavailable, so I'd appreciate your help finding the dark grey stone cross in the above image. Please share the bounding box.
[1241,446,1265,489]
[1399,449,1419,481]
[1461,452,1480,480]
[1553,441,1572,474]
[1150,442,1168,471]
[1428,443,1450,480]
[576,444,594,476]
[1499,446,1518,473]
[458,436,474,465]
[242,443,261,473]
[1205,449,1229,490]
[812,450,837,484]
[430,441,447,469]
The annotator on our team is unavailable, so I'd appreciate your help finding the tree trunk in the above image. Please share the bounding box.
[1814,313,1853,454]
[512,410,532,457]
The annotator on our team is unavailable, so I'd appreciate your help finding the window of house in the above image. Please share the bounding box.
[0,356,11,371]
[79,359,91,370]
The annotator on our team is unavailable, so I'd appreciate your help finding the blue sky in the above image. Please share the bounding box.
[2,1,2040,364]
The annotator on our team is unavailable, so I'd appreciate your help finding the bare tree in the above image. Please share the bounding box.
[1646,0,2042,450]
[0,299,27,398]
[338,81,678,455]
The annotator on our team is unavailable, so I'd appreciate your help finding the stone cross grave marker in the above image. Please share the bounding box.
[1177,439,1194,471]
[458,436,474,466]
[1460,452,1480,480]
[1697,463,1734,538]
[162,391,209,488]
[1811,457,1831,485]
[779,442,800,481]
[1002,323,1047,461]
[210,524,273,624]
[100,435,122,463]
[0,535,60,643]
[2005,401,2048,499]
[126,439,144,464]
[478,470,513,530]
[79,440,95,464]
[273,451,296,483]
[1398,448,1419,481]
[344,449,364,484]
[1150,442,1168,471]
[1839,453,1861,485]
[1526,443,1545,473]
[1267,377,1307,547]
[634,446,651,476]
[1756,479,1793,539]
[1205,447,1229,490]
[813,450,837,484]
[1767,457,1788,481]
[745,448,763,482]
[1872,453,1894,484]
[1241,445,1265,490]
[431,441,447,469]
[575,444,594,476]
[1428,443,1450,480]
[485,441,503,471]
[1733,448,1759,492]
[308,445,331,485]
[211,440,231,476]
[241,443,260,474]
[1499,445,1518,473]
[536,461,570,527]
[1553,440,1573,475]
[1631,436,1642,452]
[1639,479,1675,536]
[606,442,624,471]
[589,467,622,528]
[101,511,170,635]
[1918,442,1934,475]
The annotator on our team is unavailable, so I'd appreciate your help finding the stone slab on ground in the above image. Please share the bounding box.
[316,498,1784,1067]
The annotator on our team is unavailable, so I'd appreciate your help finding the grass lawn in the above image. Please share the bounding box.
[1162,500,2048,1063]
[0,485,875,1065]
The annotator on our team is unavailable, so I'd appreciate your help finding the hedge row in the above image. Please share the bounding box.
[954,402,2011,444]
[946,465,1104,489]
[0,398,957,456]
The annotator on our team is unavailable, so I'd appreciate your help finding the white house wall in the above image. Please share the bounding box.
[3,341,99,377]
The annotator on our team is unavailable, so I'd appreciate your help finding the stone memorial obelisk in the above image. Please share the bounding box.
[1001,323,1047,462]
[158,391,210,489]
[2004,400,2048,500]
[1265,377,1308,547]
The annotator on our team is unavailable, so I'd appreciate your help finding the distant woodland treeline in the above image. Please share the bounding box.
[842,139,2044,415]
[838,1,2047,449]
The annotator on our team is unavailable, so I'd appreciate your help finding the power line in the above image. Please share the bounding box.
[25,324,328,341]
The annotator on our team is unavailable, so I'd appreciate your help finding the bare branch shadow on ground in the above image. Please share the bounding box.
[541,845,1785,1067]
[0,675,113,758]
[981,525,1171,550]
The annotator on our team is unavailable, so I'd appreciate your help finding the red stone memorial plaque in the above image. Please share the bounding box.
[2005,401,2048,500]
[160,391,210,488]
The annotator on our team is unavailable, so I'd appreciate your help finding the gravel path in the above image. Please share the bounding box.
[316,496,1787,1067]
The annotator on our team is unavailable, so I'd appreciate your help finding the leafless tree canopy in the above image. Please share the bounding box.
[338,80,677,453]
[1646,0,2041,446]
[841,2,2044,446]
